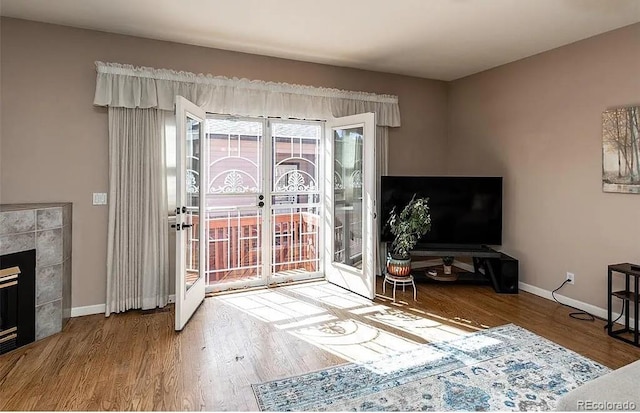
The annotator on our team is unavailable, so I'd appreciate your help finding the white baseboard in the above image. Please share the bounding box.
[519,282,636,327]
[70,304,105,317]
[71,294,176,318]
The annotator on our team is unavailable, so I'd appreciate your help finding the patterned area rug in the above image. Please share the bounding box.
[252,324,610,411]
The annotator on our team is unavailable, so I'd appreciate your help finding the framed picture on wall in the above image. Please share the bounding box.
[602,105,640,194]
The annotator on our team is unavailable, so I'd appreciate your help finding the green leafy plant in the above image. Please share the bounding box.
[386,194,431,259]
[442,256,454,266]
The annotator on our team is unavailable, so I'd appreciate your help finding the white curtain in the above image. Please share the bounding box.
[93,62,401,127]
[375,126,389,276]
[106,107,169,315]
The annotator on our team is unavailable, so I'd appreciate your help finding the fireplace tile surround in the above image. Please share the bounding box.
[0,203,72,341]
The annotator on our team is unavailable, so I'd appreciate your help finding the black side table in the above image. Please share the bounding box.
[607,263,640,347]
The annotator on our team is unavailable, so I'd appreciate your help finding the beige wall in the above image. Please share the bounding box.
[0,18,448,308]
[448,23,640,309]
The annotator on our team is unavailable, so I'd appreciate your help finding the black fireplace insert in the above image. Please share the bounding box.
[0,249,35,355]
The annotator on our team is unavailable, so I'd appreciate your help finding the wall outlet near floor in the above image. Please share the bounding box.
[566,272,575,285]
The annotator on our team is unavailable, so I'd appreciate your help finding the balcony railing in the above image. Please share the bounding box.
[186,211,321,285]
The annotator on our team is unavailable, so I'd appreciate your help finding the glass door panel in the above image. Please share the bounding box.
[270,121,323,281]
[205,118,264,290]
[333,127,363,269]
[205,202,262,284]
[184,118,201,290]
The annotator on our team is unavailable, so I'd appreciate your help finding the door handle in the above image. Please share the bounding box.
[171,223,192,230]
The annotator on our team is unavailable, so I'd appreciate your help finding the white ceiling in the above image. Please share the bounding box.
[1,0,639,80]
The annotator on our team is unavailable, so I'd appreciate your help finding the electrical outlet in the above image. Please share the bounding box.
[566,272,575,285]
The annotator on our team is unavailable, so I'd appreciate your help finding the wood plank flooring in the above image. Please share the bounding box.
[1,278,639,411]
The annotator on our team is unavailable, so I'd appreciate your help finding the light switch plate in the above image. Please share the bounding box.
[92,192,107,205]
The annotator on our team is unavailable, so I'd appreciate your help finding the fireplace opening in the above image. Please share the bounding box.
[0,266,19,353]
[0,249,35,355]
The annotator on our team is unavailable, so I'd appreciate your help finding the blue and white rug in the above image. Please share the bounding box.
[252,324,610,411]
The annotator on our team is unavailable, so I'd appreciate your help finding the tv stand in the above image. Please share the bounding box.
[410,245,518,294]
[412,244,500,258]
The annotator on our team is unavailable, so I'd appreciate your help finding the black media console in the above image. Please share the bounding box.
[410,245,519,294]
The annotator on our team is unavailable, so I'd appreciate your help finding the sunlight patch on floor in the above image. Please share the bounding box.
[365,343,451,375]
[444,333,503,353]
[350,302,472,342]
[217,289,325,323]
[290,319,421,364]
[283,282,372,309]
[275,314,338,330]
[365,308,470,343]
[349,304,392,315]
[408,309,485,332]
[214,281,491,371]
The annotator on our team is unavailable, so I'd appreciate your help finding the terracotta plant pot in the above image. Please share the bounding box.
[387,255,412,277]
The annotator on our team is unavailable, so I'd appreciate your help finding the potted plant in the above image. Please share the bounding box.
[386,194,431,276]
[442,256,454,275]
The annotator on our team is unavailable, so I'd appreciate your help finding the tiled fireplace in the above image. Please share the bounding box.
[0,203,72,344]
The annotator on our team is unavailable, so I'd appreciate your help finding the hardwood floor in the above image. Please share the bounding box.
[1,278,639,411]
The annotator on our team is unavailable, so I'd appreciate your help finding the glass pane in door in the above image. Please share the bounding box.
[205,119,263,286]
[271,122,322,277]
[185,117,201,290]
[333,127,363,269]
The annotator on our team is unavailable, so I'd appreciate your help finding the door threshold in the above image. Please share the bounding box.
[206,277,326,298]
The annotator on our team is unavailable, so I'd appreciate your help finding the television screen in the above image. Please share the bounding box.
[380,176,503,246]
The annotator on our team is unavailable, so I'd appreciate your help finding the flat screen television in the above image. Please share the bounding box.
[380,176,503,247]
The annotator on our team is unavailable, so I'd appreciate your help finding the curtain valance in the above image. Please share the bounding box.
[93,61,401,127]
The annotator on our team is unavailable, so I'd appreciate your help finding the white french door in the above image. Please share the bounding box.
[174,110,376,301]
[324,113,376,299]
[204,117,324,292]
[174,96,206,331]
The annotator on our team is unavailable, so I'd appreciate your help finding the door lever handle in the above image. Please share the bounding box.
[181,223,193,229]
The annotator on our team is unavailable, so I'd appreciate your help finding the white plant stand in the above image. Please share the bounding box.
[383,273,417,302]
